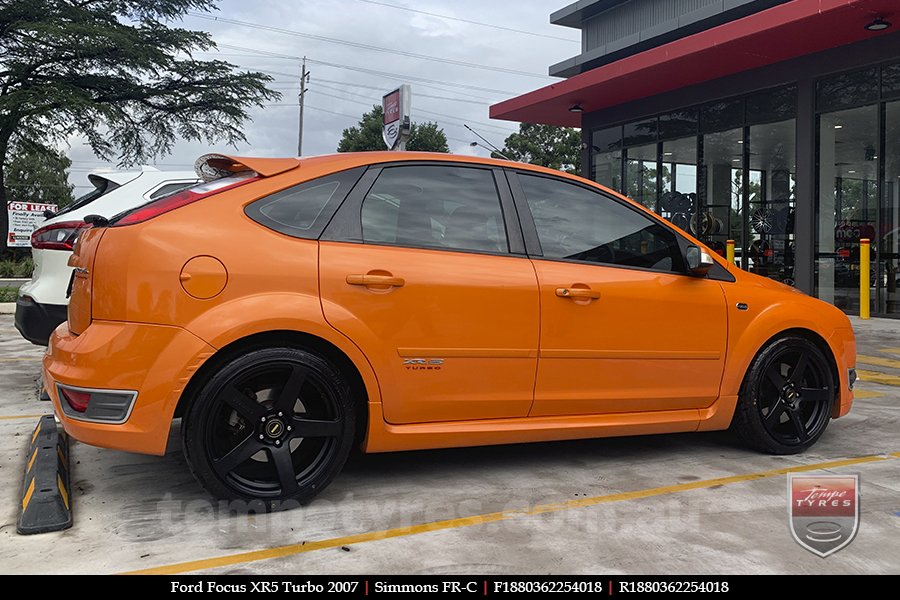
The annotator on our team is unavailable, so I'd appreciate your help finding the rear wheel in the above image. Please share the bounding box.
[183,347,355,508]
[732,336,835,454]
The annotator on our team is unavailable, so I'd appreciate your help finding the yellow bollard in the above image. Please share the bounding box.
[726,239,735,265]
[860,238,870,320]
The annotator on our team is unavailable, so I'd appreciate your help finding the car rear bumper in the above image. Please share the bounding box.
[43,319,216,455]
[14,295,68,346]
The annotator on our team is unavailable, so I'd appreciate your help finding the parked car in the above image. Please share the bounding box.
[44,152,856,507]
[15,167,198,345]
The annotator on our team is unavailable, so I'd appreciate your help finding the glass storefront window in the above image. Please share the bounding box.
[816,105,878,313]
[660,137,697,233]
[625,144,658,211]
[701,128,744,264]
[701,99,743,133]
[748,119,797,285]
[883,62,900,100]
[591,125,622,191]
[747,86,797,122]
[882,100,900,313]
[623,117,657,147]
[817,68,879,113]
[658,109,697,140]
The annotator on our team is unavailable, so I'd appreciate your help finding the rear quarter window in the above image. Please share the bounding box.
[245,167,365,239]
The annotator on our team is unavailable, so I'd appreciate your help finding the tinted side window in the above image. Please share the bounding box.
[519,173,684,273]
[361,166,508,254]
[246,167,363,239]
[148,181,195,200]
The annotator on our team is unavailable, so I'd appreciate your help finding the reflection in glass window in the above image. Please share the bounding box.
[816,68,879,113]
[258,181,340,230]
[519,174,683,273]
[625,143,658,212]
[361,166,508,254]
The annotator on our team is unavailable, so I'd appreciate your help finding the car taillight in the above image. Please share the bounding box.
[31,221,90,251]
[112,173,259,226]
[59,387,91,413]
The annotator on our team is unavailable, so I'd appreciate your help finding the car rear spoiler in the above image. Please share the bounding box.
[194,153,301,182]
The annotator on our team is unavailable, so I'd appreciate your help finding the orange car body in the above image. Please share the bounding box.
[43,152,855,457]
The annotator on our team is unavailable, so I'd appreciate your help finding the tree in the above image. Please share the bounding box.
[0,1,281,248]
[496,123,581,173]
[4,143,74,208]
[337,105,449,153]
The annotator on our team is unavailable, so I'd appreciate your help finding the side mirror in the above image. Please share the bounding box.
[685,245,715,276]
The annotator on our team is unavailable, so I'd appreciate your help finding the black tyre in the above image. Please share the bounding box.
[183,347,355,508]
[732,336,835,454]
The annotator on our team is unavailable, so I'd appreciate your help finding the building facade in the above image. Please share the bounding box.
[491,0,900,317]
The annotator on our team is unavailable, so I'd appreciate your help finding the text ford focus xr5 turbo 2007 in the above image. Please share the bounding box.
[44,152,856,506]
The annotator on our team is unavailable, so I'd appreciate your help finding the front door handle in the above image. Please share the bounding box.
[556,286,600,300]
[346,273,406,288]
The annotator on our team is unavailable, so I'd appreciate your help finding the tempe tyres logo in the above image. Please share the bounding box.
[788,474,859,557]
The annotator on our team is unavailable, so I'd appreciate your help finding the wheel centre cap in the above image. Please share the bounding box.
[782,383,800,407]
[264,418,285,439]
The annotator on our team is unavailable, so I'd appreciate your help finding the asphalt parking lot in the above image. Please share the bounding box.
[0,313,897,575]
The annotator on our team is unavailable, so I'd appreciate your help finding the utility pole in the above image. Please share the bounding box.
[297,57,309,156]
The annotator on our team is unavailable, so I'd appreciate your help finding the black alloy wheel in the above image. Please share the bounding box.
[732,336,835,454]
[183,347,355,507]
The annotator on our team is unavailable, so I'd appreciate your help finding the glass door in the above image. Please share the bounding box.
[625,143,659,212]
[660,136,697,234]
[881,100,900,314]
[701,128,744,265]
[816,106,878,314]
[748,118,797,285]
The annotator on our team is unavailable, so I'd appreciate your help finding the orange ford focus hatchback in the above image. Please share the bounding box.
[44,152,856,506]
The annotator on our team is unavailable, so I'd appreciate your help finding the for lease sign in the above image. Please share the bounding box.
[6,201,57,247]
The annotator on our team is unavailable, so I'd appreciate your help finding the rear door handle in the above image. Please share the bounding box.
[346,274,406,288]
[556,287,600,299]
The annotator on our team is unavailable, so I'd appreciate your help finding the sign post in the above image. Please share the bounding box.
[6,201,57,247]
[382,85,411,151]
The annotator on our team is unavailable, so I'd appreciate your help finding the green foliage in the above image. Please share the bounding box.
[495,123,581,173]
[4,143,74,208]
[0,287,19,302]
[337,105,449,153]
[0,0,281,247]
[0,256,33,278]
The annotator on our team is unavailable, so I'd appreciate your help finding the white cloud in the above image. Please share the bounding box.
[66,0,578,187]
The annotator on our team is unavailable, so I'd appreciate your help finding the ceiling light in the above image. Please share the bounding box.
[865,17,891,31]
[569,104,584,113]
[664,152,673,156]
[737,140,744,144]
[732,158,741,162]
[848,170,857,173]
[834,124,843,129]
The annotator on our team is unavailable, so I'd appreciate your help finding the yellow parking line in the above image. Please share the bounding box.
[857,369,900,387]
[123,452,896,576]
[853,389,886,399]
[0,414,47,422]
[0,357,42,362]
[878,348,900,356]
[858,355,900,370]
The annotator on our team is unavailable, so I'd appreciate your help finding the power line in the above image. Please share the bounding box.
[355,0,579,43]
[216,43,519,97]
[208,45,504,101]
[188,12,553,79]
[313,79,488,105]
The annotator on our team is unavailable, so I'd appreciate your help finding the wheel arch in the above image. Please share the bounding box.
[174,329,375,448]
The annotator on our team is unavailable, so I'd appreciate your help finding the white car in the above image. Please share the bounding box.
[15,167,199,345]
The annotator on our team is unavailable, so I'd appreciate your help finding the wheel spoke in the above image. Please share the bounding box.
[766,366,787,390]
[789,352,810,386]
[269,446,300,495]
[787,409,809,442]
[222,386,266,421]
[799,387,832,405]
[213,434,264,476]
[765,402,785,425]
[290,416,342,438]
[274,365,308,414]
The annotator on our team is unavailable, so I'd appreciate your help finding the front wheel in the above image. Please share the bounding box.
[183,347,355,508]
[731,336,835,454]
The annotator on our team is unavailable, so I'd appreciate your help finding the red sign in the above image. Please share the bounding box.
[383,90,400,125]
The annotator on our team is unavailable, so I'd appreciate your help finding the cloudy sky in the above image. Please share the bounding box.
[66,0,578,191]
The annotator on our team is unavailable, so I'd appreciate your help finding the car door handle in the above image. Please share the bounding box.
[346,274,406,288]
[556,287,600,299]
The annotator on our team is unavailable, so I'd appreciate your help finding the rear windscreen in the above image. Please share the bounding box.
[55,178,118,216]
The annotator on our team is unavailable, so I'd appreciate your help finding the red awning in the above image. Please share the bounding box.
[490,0,897,127]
